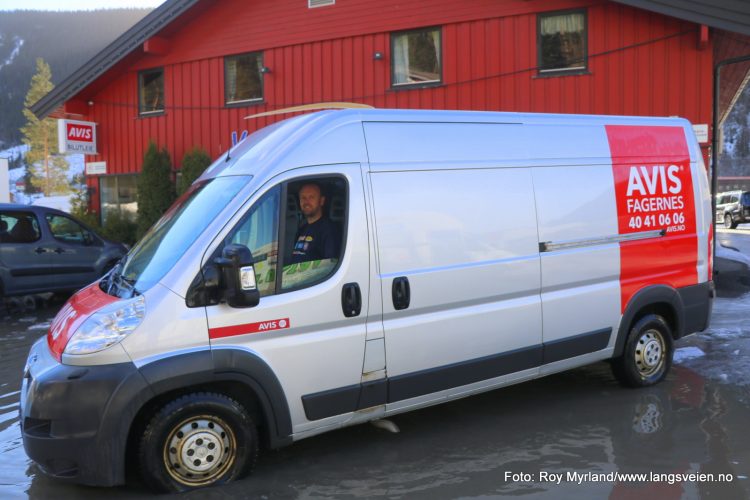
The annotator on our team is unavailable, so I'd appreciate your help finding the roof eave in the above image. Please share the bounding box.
[30,0,199,120]
[612,0,750,37]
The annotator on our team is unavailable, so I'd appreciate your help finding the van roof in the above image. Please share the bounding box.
[215,109,695,180]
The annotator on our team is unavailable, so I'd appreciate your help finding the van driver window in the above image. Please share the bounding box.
[281,177,346,291]
[220,176,346,299]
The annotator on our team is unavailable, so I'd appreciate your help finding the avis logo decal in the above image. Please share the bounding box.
[626,165,682,196]
[209,318,291,339]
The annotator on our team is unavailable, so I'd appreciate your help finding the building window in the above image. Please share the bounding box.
[100,175,138,223]
[391,27,442,87]
[225,52,264,105]
[538,10,587,74]
[139,68,164,114]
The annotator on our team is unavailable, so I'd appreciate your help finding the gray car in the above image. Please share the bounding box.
[0,203,127,297]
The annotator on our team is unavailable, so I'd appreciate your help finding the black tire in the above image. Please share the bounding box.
[138,392,258,493]
[725,213,737,229]
[612,314,673,388]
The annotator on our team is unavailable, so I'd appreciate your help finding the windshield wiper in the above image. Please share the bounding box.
[117,274,141,297]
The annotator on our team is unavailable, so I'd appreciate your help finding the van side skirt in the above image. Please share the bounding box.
[302,327,611,421]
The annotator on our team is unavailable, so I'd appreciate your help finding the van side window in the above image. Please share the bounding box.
[280,177,347,291]
[0,211,41,244]
[225,186,281,297]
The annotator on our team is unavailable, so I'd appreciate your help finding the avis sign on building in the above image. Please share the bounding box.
[57,119,98,154]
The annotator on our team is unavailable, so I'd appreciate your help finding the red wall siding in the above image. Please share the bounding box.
[80,0,715,202]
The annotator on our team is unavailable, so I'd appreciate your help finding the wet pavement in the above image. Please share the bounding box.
[1,250,749,499]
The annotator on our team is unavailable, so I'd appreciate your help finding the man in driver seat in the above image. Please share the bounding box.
[290,182,340,264]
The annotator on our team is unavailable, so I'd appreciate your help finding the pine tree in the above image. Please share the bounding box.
[137,142,176,236]
[20,58,70,196]
[177,147,211,195]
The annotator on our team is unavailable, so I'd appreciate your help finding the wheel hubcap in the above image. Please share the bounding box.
[163,415,236,486]
[634,329,665,377]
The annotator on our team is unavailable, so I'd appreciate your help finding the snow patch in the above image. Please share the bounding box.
[673,346,706,363]
[0,37,24,72]
[1,144,84,211]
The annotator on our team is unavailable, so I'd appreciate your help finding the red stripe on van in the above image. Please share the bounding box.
[209,318,290,339]
[605,125,697,313]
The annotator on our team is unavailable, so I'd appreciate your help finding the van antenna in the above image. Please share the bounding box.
[244,102,374,120]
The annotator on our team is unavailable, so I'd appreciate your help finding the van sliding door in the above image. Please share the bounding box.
[370,166,543,410]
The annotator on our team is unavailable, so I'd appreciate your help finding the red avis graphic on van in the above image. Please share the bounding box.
[606,125,697,313]
[47,283,118,361]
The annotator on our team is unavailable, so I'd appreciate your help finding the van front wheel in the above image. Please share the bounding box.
[138,392,258,493]
[612,314,673,387]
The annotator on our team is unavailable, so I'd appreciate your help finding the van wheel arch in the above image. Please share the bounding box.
[613,285,683,359]
[126,376,289,482]
[125,350,293,483]
[137,391,258,492]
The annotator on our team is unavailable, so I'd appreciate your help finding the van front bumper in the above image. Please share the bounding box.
[20,337,153,486]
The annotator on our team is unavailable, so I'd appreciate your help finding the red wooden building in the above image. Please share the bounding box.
[33,0,750,220]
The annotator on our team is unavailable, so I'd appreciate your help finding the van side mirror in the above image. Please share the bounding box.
[214,244,260,308]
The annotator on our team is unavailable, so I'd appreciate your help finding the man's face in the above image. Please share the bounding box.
[299,184,325,220]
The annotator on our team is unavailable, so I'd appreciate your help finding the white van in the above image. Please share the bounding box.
[21,109,713,492]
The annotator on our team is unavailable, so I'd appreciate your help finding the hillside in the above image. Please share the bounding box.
[0,8,152,148]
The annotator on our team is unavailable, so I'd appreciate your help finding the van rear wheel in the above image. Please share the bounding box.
[612,314,673,387]
[725,213,737,229]
[138,392,258,492]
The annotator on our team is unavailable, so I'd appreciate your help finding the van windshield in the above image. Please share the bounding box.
[104,176,249,297]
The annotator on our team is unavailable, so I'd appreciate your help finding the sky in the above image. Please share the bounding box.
[0,0,163,10]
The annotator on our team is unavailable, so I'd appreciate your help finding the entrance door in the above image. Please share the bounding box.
[205,164,372,436]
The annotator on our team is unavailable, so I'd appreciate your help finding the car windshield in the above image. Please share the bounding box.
[104,176,249,297]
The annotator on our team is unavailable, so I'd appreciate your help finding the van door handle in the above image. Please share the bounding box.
[34,247,46,254]
[54,247,65,254]
[341,282,361,318]
[392,276,410,310]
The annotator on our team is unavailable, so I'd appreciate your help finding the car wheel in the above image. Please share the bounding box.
[725,213,737,229]
[612,314,673,388]
[138,392,258,493]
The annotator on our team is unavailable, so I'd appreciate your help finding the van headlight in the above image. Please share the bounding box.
[64,295,146,355]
